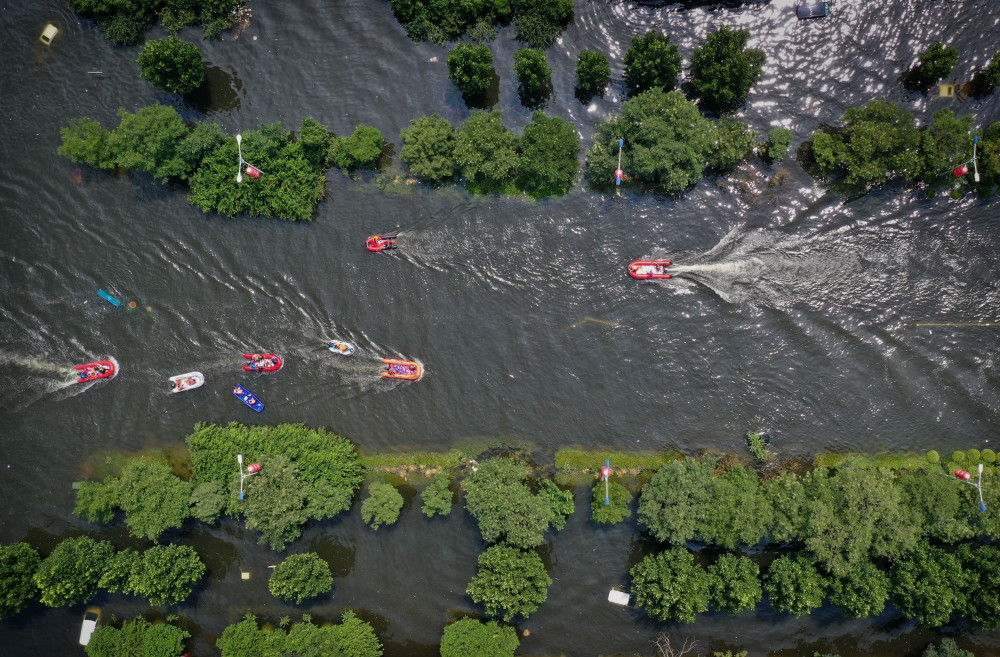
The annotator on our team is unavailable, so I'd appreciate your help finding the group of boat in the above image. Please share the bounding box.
[368,234,673,281]
[74,344,422,413]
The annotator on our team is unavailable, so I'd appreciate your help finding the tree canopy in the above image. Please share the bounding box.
[218,612,382,657]
[98,544,205,606]
[137,36,205,94]
[454,111,519,193]
[688,26,765,113]
[513,0,572,49]
[400,114,457,185]
[630,548,711,623]
[466,544,552,622]
[575,50,611,99]
[85,616,190,657]
[269,553,333,604]
[623,31,682,95]
[517,111,579,198]
[587,90,715,193]
[513,48,551,96]
[440,618,518,657]
[361,481,404,530]
[707,553,762,615]
[764,554,826,618]
[447,44,494,97]
[0,542,40,619]
[34,536,114,607]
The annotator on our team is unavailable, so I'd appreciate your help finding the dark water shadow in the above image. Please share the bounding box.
[185,65,243,114]
[518,81,552,110]
[462,70,500,110]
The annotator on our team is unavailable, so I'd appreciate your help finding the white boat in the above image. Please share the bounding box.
[169,371,205,393]
[329,340,355,356]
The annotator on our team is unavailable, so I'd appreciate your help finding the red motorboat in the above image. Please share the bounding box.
[628,260,671,279]
[381,358,422,381]
[366,235,397,252]
[242,353,283,372]
[75,359,117,383]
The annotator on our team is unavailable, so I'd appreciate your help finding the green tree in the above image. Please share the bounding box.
[86,616,190,657]
[827,559,890,618]
[898,470,972,543]
[0,542,40,619]
[333,125,384,171]
[269,553,333,604]
[909,42,959,91]
[637,457,714,544]
[400,114,457,184]
[454,110,519,194]
[764,127,794,163]
[707,553,762,615]
[190,480,227,524]
[447,43,494,97]
[921,107,974,178]
[100,545,205,606]
[591,478,632,525]
[34,536,114,607]
[440,617,518,657]
[764,554,825,617]
[624,31,682,95]
[463,457,560,548]
[688,26,765,113]
[466,544,552,622]
[808,98,924,188]
[764,471,807,542]
[74,480,118,524]
[575,50,611,99]
[705,463,771,549]
[173,121,225,182]
[240,455,310,550]
[298,117,333,170]
[975,51,1000,96]
[922,638,974,657]
[58,117,115,170]
[630,548,711,623]
[955,544,1000,630]
[107,105,191,182]
[420,472,454,517]
[217,614,284,657]
[328,610,383,657]
[517,111,579,198]
[890,544,964,627]
[137,36,205,94]
[513,48,551,96]
[978,121,1000,189]
[360,481,404,530]
[114,456,193,542]
[801,459,916,577]
[513,0,572,49]
[587,90,715,193]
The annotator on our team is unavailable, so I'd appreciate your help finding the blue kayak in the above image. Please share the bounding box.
[232,384,264,412]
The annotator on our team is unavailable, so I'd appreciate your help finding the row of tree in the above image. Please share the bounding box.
[66,0,241,44]
[389,0,572,48]
[0,537,204,617]
[807,100,1000,196]
[58,106,385,221]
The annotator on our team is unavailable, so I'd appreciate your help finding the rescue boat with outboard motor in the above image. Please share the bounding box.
[366,235,397,252]
[169,372,204,393]
[242,354,283,372]
[74,359,117,383]
[628,260,672,279]
[381,358,422,381]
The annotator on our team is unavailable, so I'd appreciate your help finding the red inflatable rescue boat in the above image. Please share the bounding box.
[366,235,397,252]
[628,260,672,279]
[242,353,283,372]
[381,358,422,381]
[75,359,117,383]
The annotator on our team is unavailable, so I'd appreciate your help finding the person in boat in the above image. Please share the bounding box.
[251,354,263,364]
[93,365,107,375]
[246,396,256,404]
[234,386,244,394]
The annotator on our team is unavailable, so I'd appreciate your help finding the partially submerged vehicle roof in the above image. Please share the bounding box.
[79,607,101,646]
[797,1,831,19]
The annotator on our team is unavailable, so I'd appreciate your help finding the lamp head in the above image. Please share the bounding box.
[979,463,984,474]
[237,453,243,464]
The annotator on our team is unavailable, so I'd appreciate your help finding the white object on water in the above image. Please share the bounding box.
[608,589,631,606]
[40,23,58,45]
[169,372,205,393]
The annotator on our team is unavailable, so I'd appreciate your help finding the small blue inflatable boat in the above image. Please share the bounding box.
[233,384,264,412]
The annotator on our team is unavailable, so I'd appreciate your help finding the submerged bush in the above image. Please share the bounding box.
[268,553,333,603]
[361,482,404,530]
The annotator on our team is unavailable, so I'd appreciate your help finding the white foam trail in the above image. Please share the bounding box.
[0,351,76,377]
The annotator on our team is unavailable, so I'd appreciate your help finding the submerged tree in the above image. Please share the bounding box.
[332,125,384,171]
[513,0,573,49]
[420,471,454,517]
[466,545,552,622]
[630,548,711,623]
[513,48,551,97]
[440,618,518,657]
[587,89,715,193]
[268,553,333,604]
[575,50,611,99]
[447,43,494,97]
[400,114,457,185]
[0,542,40,619]
[624,31,682,95]
[454,111,519,194]
[86,616,190,657]
[34,536,114,607]
[360,481,404,530]
[906,42,959,92]
[764,554,825,617]
[688,26,765,113]
[517,111,579,198]
[137,36,205,94]
[707,553,762,615]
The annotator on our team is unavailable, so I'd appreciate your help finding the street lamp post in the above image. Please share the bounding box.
[952,463,986,513]
[237,453,261,501]
[236,134,243,183]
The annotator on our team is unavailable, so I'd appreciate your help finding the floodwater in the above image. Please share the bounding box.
[2,0,1000,655]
